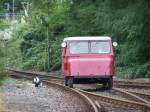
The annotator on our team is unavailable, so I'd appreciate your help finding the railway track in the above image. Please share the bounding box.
[10,69,150,88]
[79,89,150,112]
[74,84,149,103]
[114,80,150,89]
[114,80,150,103]
[74,84,150,112]
[127,90,150,98]
[43,80,99,112]
[9,71,99,112]
[9,70,150,112]
[123,89,150,103]
[114,80,150,86]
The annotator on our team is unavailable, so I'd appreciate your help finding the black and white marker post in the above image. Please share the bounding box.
[32,75,41,87]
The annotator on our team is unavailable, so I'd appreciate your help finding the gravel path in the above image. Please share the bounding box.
[0,78,90,112]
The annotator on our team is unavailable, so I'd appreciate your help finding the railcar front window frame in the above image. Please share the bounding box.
[68,40,111,54]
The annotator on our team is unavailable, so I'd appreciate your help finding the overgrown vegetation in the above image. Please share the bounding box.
[0,21,11,83]
[0,40,7,84]
[3,0,150,78]
[0,20,9,30]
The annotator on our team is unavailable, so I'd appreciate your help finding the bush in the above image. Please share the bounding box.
[116,62,150,79]
[0,42,7,84]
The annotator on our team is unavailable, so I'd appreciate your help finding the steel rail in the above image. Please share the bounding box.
[43,80,99,112]
[114,80,150,86]
[10,69,150,86]
[78,89,150,112]
[113,87,150,104]
[114,83,150,89]
[9,69,63,79]
[122,89,150,104]
[126,90,150,99]
[9,69,150,111]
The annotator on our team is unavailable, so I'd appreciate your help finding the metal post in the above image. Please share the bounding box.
[40,17,50,72]
[47,26,51,72]
[12,0,14,20]
[43,48,46,72]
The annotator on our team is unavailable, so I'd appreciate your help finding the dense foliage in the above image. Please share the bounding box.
[4,0,150,78]
[0,21,10,83]
[0,40,7,83]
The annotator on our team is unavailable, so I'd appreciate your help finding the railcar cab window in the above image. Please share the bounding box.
[69,41,88,54]
[69,41,110,54]
[91,41,110,53]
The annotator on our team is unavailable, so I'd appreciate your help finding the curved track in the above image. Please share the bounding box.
[9,70,99,112]
[9,70,150,112]
[43,80,99,112]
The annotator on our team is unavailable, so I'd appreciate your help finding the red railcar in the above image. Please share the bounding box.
[61,36,117,89]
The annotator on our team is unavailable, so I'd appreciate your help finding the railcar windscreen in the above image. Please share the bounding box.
[91,41,110,53]
[69,42,88,54]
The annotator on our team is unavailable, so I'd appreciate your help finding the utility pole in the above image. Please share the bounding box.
[22,2,28,17]
[40,16,51,72]
[47,26,51,72]
[12,0,14,20]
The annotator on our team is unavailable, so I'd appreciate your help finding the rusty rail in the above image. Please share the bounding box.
[114,80,150,89]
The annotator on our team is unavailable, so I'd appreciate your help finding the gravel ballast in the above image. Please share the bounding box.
[0,78,90,112]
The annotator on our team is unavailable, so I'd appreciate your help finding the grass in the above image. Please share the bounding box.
[0,93,6,112]
[0,76,9,112]
[2,77,17,84]
[0,70,7,85]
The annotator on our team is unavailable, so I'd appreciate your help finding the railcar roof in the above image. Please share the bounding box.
[64,36,111,41]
